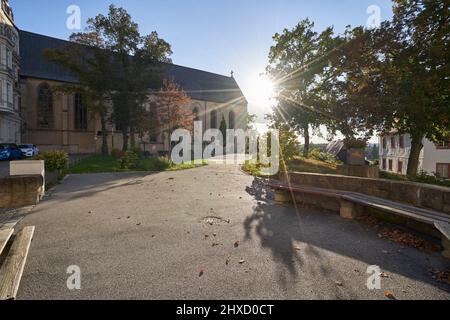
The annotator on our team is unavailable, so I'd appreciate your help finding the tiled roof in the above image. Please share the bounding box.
[19,30,247,104]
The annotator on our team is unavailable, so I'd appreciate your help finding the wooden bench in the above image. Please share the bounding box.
[269,181,450,259]
[0,218,35,300]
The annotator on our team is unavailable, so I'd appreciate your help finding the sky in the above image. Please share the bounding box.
[10,0,393,143]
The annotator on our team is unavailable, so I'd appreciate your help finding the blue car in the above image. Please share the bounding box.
[0,143,24,161]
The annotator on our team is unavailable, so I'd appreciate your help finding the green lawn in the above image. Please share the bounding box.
[66,155,207,174]
[288,156,338,174]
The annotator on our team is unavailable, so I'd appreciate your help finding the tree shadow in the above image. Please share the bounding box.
[244,177,450,295]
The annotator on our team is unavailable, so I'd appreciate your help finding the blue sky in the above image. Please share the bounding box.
[11,0,393,142]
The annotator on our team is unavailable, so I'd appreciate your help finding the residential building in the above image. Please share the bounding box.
[379,133,450,179]
[0,0,21,145]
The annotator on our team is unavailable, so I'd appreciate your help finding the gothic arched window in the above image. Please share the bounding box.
[74,93,87,130]
[193,107,200,122]
[229,111,236,129]
[210,110,217,129]
[37,83,54,129]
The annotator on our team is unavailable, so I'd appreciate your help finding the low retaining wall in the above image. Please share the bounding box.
[284,172,450,214]
[0,175,44,208]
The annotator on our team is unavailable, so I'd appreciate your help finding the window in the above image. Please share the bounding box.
[6,48,11,68]
[382,158,387,170]
[74,93,87,130]
[37,83,54,129]
[399,135,405,149]
[398,161,403,174]
[435,139,450,149]
[193,107,200,122]
[436,164,450,179]
[229,111,235,129]
[7,82,12,104]
[391,137,396,149]
[382,137,387,149]
[388,159,393,171]
[210,110,217,129]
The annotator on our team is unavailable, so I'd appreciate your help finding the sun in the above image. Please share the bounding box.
[246,75,275,108]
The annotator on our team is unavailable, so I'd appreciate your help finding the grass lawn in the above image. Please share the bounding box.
[242,156,338,177]
[288,156,338,174]
[66,155,207,174]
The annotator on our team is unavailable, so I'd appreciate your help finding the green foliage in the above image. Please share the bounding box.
[119,150,139,169]
[33,151,69,171]
[380,171,450,188]
[128,146,143,157]
[343,138,367,150]
[308,149,338,164]
[67,155,206,174]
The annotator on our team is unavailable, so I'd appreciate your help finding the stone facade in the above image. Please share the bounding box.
[20,77,248,155]
[0,175,44,208]
[285,172,450,215]
[0,0,20,145]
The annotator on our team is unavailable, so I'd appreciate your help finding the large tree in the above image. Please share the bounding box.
[45,25,113,154]
[267,19,338,156]
[327,0,449,175]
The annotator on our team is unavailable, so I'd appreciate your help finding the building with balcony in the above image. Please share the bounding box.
[0,0,21,145]
[379,133,450,179]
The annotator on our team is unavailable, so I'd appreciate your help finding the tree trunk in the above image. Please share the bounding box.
[130,127,136,148]
[122,128,129,152]
[303,123,310,157]
[407,135,424,176]
[100,113,109,155]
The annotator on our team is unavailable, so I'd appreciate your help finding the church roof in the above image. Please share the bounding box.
[19,30,247,104]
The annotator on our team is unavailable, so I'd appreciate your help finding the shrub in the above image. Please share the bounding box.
[129,146,143,157]
[119,150,139,169]
[33,151,69,171]
[309,148,338,164]
[343,138,367,149]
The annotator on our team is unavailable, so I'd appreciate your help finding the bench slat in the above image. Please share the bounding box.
[435,222,450,240]
[0,226,35,300]
[0,229,14,257]
[269,181,450,226]
[343,193,450,224]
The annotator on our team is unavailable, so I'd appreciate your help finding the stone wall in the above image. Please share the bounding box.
[285,172,450,214]
[0,175,44,208]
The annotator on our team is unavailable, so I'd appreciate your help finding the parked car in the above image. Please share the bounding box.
[0,143,24,161]
[19,144,39,158]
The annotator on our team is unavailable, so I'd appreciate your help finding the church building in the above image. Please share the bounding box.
[0,0,248,155]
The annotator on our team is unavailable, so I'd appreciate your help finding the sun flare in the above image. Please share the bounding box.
[246,75,275,108]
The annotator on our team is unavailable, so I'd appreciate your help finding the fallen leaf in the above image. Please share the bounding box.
[384,291,396,300]
[199,269,205,277]
[226,257,230,265]
[239,259,246,265]
[380,272,389,278]
[335,281,343,287]
[234,241,240,248]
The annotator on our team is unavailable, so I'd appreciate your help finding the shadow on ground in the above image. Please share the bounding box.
[244,177,450,294]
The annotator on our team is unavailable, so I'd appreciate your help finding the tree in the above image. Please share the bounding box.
[328,0,449,175]
[45,25,113,154]
[90,5,173,151]
[219,115,228,148]
[267,19,338,157]
[150,79,194,154]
